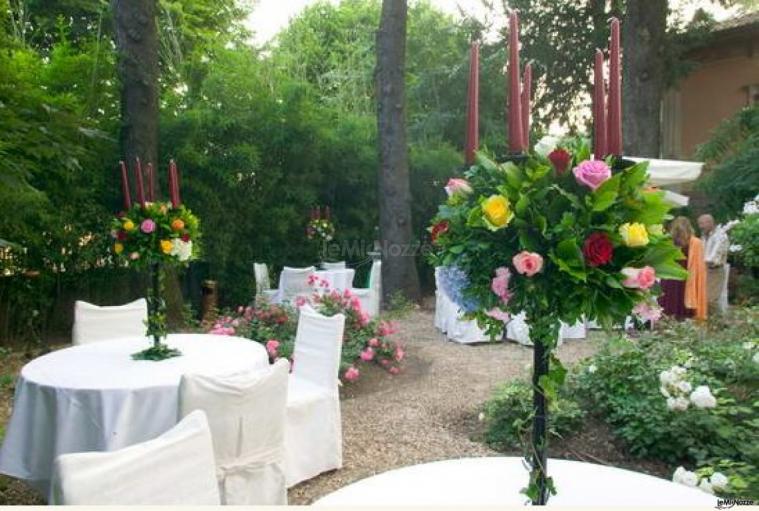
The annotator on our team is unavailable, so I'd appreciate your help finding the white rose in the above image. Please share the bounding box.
[680,470,698,487]
[672,466,687,483]
[730,244,743,253]
[690,385,717,409]
[710,472,729,491]
[698,478,714,494]
[659,370,675,386]
[478,412,485,422]
[672,366,687,378]
[588,364,597,374]
[170,239,193,262]
[660,386,671,398]
[676,380,692,394]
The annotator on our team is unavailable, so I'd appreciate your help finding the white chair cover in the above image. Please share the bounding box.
[71,298,148,346]
[317,268,355,292]
[505,312,587,345]
[353,260,381,317]
[277,266,316,304]
[285,306,345,487]
[179,359,290,505]
[321,261,346,270]
[434,268,494,344]
[49,410,220,505]
[254,263,278,302]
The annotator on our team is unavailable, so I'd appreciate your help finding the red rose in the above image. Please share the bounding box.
[431,220,450,244]
[583,232,614,266]
[116,230,128,241]
[181,233,191,242]
[548,148,571,174]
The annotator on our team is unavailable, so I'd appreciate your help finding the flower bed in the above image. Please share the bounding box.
[207,274,403,383]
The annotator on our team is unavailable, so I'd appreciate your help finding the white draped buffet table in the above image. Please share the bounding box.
[314,457,715,507]
[0,333,269,494]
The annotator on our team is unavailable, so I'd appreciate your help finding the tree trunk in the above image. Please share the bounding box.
[622,0,668,157]
[112,0,159,168]
[376,0,420,303]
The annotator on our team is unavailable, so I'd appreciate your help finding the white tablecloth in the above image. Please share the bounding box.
[314,457,715,506]
[0,334,268,492]
[315,269,355,292]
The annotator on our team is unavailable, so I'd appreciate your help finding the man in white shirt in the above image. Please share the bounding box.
[698,214,729,314]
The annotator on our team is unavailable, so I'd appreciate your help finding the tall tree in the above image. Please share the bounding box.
[622,0,668,157]
[376,0,421,302]
[112,0,160,166]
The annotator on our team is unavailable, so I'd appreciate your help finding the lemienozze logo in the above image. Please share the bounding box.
[715,497,754,510]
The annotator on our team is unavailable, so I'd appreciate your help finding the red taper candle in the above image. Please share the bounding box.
[507,11,524,153]
[168,160,179,208]
[119,161,132,210]
[464,42,480,165]
[134,158,146,207]
[607,17,622,156]
[521,63,532,151]
[593,49,607,159]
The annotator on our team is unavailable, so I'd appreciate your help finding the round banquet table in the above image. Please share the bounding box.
[314,457,715,507]
[315,268,355,291]
[0,333,268,493]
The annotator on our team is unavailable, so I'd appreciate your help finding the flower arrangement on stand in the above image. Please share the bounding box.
[430,13,687,505]
[112,159,200,361]
[307,206,336,263]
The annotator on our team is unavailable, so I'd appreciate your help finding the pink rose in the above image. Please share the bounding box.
[389,366,400,375]
[512,251,544,277]
[140,218,156,234]
[572,160,611,191]
[490,267,512,302]
[444,178,473,197]
[294,296,308,307]
[360,347,375,362]
[344,366,360,382]
[394,345,405,362]
[368,337,380,347]
[621,266,656,290]
[266,339,280,357]
[486,307,510,322]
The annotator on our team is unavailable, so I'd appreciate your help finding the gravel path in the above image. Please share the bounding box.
[289,304,599,504]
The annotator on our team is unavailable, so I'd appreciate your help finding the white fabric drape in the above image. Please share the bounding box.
[72,298,148,345]
[285,306,345,487]
[0,334,268,493]
[50,410,220,505]
[353,260,381,317]
[505,312,586,346]
[179,359,290,505]
[253,263,279,302]
[434,267,494,344]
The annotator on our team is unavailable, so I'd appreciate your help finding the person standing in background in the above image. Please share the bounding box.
[659,217,708,321]
[698,214,730,315]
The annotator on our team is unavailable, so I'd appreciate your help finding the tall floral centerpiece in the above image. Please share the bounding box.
[112,159,200,361]
[307,206,336,262]
[430,15,687,505]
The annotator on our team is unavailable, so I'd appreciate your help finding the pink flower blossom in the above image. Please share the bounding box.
[377,321,398,336]
[368,337,380,347]
[490,267,512,302]
[444,178,473,197]
[295,296,308,307]
[140,219,156,234]
[621,266,656,290]
[266,339,280,357]
[486,307,510,322]
[389,366,400,375]
[394,345,405,362]
[513,251,544,277]
[632,300,663,322]
[344,366,360,382]
[358,310,370,327]
[129,252,140,261]
[360,347,375,361]
[379,358,391,368]
[573,160,612,191]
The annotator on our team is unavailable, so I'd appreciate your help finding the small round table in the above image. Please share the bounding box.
[314,457,715,506]
[0,334,268,493]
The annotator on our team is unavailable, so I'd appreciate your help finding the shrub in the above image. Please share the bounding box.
[207,275,404,383]
[483,380,585,451]
[568,308,759,498]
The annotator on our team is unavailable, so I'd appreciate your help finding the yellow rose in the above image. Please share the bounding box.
[619,222,649,247]
[482,195,514,230]
[122,219,135,232]
[171,218,185,231]
[114,242,124,254]
[647,224,664,236]
[160,239,173,254]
